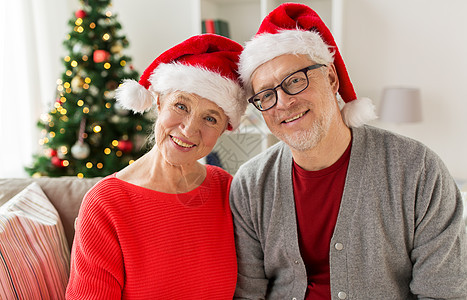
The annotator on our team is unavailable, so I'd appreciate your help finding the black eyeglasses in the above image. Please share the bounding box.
[248,64,326,111]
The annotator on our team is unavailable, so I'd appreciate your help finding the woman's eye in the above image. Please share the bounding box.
[176,103,187,111]
[206,116,217,124]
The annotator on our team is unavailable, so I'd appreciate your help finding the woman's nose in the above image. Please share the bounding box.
[181,115,200,137]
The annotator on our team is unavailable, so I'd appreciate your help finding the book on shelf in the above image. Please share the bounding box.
[202,19,230,38]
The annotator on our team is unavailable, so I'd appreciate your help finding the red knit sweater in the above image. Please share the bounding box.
[66,165,237,299]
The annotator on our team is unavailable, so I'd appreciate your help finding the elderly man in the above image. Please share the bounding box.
[230,3,467,300]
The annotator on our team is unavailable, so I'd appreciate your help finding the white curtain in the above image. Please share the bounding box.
[0,0,73,177]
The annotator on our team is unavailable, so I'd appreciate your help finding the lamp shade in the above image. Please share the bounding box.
[379,87,422,123]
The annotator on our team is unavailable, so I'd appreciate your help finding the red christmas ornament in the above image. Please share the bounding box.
[48,149,57,157]
[93,50,111,63]
[51,156,64,168]
[75,9,87,19]
[118,140,133,153]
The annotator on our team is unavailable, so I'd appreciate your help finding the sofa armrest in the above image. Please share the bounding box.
[0,177,101,249]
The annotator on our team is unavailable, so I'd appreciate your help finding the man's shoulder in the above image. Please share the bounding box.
[354,125,444,168]
[356,125,429,151]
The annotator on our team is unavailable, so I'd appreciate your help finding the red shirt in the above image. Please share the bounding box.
[293,142,351,299]
[67,165,237,299]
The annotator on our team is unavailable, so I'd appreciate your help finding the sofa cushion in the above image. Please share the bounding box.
[0,182,69,299]
[0,177,101,248]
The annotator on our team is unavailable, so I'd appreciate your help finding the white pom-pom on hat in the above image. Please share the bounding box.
[115,79,154,113]
[341,97,377,128]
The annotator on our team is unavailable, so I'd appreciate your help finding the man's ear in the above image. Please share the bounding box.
[328,63,339,95]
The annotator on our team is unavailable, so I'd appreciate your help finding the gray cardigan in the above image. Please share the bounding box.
[230,125,467,300]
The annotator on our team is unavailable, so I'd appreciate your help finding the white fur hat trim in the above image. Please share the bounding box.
[117,63,246,130]
[151,63,246,130]
[239,29,334,97]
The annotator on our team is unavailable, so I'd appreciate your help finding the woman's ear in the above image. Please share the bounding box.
[328,63,339,95]
[155,92,162,113]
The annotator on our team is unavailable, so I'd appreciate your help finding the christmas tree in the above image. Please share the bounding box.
[26,0,152,178]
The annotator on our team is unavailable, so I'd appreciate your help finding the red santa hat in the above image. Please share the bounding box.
[116,34,247,130]
[239,3,376,127]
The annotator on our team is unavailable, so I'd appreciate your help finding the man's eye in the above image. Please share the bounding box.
[261,91,274,101]
[287,76,304,85]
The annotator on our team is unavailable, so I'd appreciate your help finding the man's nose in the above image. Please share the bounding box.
[275,88,296,109]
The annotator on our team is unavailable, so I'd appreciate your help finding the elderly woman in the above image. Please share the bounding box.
[66,34,246,299]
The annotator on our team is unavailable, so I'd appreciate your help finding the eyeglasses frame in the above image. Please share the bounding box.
[248,63,327,111]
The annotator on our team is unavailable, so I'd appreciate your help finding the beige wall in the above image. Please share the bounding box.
[342,0,467,182]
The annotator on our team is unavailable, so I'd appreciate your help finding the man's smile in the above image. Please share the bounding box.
[282,110,309,124]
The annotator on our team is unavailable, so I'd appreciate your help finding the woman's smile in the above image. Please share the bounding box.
[170,135,196,149]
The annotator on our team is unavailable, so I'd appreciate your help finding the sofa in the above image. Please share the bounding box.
[0,176,101,299]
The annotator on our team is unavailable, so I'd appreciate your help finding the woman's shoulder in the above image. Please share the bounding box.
[82,173,133,205]
[206,164,232,182]
[88,173,121,193]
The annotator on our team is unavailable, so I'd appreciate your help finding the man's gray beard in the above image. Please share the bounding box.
[272,104,335,152]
